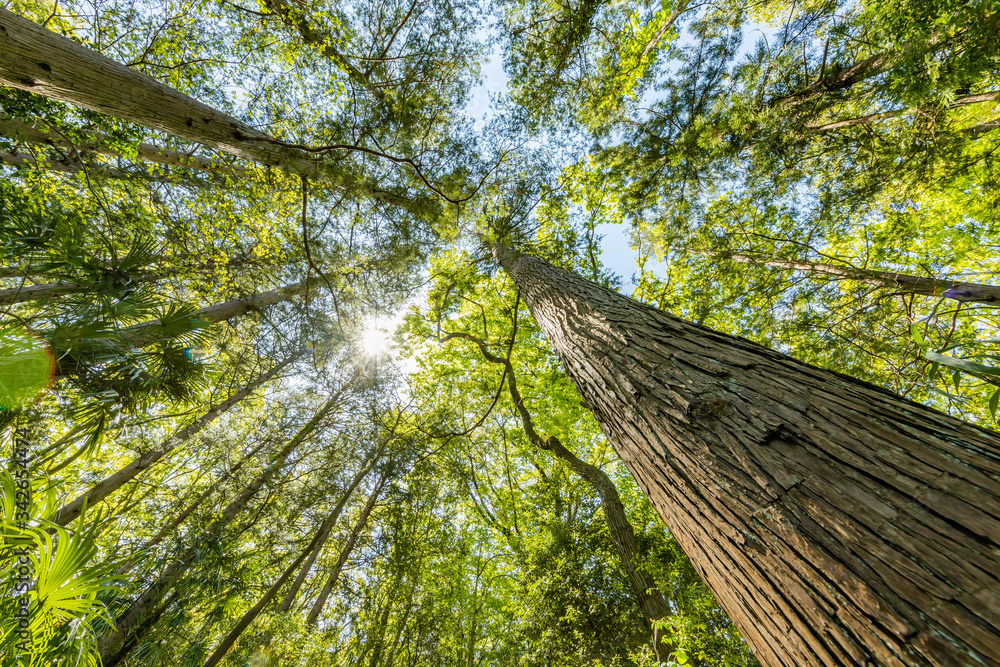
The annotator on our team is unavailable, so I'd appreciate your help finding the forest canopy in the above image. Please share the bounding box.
[0,0,998,665]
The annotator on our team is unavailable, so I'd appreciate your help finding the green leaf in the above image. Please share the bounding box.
[674,648,689,665]
[953,369,962,391]
[990,389,1000,423]
[928,361,939,382]
[924,351,1000,378]
[910,323,928,349]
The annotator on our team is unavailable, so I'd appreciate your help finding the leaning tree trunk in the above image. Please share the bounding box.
[121,281,309,347]
[277,460,375,613]
[713,250,1000,304]
[52,354,299,526]
[116,438,273,576]
[0,10,431,216]
[0,117,247,178]
[493,244,1000,667]
[201,512,336,667]
[305,478,385,627]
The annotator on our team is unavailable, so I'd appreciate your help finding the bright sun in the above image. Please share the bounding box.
[360,321,392,356]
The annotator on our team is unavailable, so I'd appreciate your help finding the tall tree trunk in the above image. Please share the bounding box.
[261,0,385,101]
[0,10,431,216]
[99,590,180,667]
[99,389,345,664]
[493,244,1000,667]
[770,29,961,110]
[710,250,1000,304]
[0,275,158,307]
[0,148,144,180]
[121,280,309,347]
[201,508,341,667]
[277,461,375,613]
[117,438,272,576]
[805,91,1000,132]
[52,354,298,526]
[0,116,247,177]
[305,478,385,627]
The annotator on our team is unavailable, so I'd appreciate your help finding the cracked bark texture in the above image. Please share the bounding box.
[493,244,1000,667]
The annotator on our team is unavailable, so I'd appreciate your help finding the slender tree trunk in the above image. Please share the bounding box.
[305,479,385,627]
[277,461,375,613]
[771,29,961,110]
[805,91,1000,131]
[493,244,1000,667]
[52,355,297,526]
[117,438,272,576]
[0,116,247,177]
[0,275,158,307]
[201,517,334,667]
[99,389,344,664]
[0,148,141,179]
[715,251,1000,304]
[0,9,429,215]
[121,280,309,347]
[261,0,385,101]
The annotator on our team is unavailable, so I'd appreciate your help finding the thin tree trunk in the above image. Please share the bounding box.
[0,275,158,307]
[963,117,1000,139]
[449,333,672,621]
[771,30,960,110]
[98,388,345,665]
[772,50,900,108]
[493,244,1000,667]
[713,250,1000,304]
[0,148,139,179]
[305,479,385,627]
[277,461,375,613]
[120,280,309,347]
[201,516,334,667]
[0,116,246,177]
[0,9,428,214]
[805,91,1000,131]
[52,355,298,526]
[117,438,272,576]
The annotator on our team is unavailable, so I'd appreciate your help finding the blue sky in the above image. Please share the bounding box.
[463,16,775,295]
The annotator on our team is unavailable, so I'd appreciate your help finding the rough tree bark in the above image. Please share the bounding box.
[493,244,1000,667]
[52,354,299,526]
[0,9,432,216]
[707,250,1000,304]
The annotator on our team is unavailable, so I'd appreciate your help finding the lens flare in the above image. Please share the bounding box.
[0,328,55,410]
[183,346,209,362]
